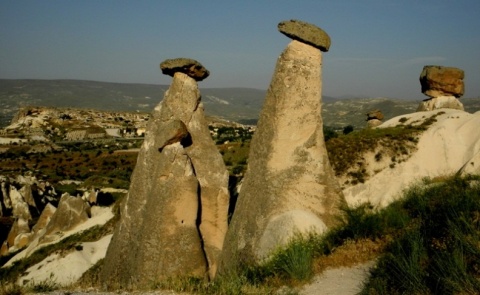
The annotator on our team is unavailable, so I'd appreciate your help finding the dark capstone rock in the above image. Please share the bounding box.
[420,65,464,98]
[278,19,331,52]
[366,109,384,121]
[160,58,210,81]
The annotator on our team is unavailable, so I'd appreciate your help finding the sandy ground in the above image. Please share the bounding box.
[4,206,114,268]
[299,261,374,295]
[18,234,113,287]
[23,261,374,295]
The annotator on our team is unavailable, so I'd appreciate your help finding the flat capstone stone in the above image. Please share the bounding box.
[278,19,331,52]
[160,58,210,81]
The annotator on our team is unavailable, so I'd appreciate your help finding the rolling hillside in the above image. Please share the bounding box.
[1,79,479,129]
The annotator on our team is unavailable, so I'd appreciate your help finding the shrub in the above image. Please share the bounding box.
[0,283,24,295]
[343,125,354,135]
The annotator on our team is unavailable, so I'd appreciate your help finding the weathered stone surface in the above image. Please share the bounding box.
[278,19,331,52]
[366,109,384,121]
[417,95,464,112]
[160,58,210,81]
[220,40,344,272]
[20,184,39,216]
[101,71,229,288]
[9,186,31,220]
[40,194,90,243]
[158,119,189,151]
[367,119,383,128]
[31,203,56,237]
[2,218,30,254]
[420,65,464,98]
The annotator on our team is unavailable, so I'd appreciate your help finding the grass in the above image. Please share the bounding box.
[326,112,445,185]
[0,284,24,295]
[326,126,419,184]
[361,175,480,294]
[175,173,479,295]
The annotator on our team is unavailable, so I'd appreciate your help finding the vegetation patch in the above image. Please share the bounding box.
[326,126,419,185]
[361,175,480,294]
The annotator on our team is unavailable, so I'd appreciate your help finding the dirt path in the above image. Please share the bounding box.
[299,261,375,295]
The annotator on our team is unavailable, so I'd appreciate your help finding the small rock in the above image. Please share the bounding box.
[366,109,384,121]
[160,58,210,81]
[367,119,383,128]
[278,19,331,52]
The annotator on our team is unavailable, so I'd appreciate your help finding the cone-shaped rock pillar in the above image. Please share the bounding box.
[100,59,229,289]
[220,20,345,272]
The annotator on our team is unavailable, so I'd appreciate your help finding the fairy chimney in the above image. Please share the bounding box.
[101,58,229,288]
[220,20,345,272]
[418,65,465,111]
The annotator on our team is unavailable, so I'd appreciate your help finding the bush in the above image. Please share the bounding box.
[343,125,354,135]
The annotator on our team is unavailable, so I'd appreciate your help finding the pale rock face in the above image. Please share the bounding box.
[2,217,30,254]
[20,184,38,216]
[1,181,12,212]
[31,203,56,237]
[344,109,480,208]
[256,210,327,259]
[9,186,32,220]
[40,194,90,244]
[367,119,383,128]
[220,40,344,271]
[417,95,464,112]
[101,72,229,288]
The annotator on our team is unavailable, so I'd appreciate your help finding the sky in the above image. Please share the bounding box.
[1,0,479,100]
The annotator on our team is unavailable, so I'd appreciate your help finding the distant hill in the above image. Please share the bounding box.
[1,79,479,129]
[0,79,265,127]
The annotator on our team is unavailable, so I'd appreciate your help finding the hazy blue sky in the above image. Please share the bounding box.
[1,0,479,99]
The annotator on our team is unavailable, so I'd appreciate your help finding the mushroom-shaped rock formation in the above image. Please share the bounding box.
[160,58,210,81]
[101,59,229,288]
[418,65,465,111]
[366,109,384,128]
[278,19,331,52]
[219,21,344,273]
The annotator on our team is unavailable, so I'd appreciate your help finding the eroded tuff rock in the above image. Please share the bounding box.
[220,23,344,272]
[0,218,30,255]
[418,65,465,111]
[366,109,384,128]
[40,194,90,244]
[417,95,464,112]
[101,64,229,288]
[160,58,210,81]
